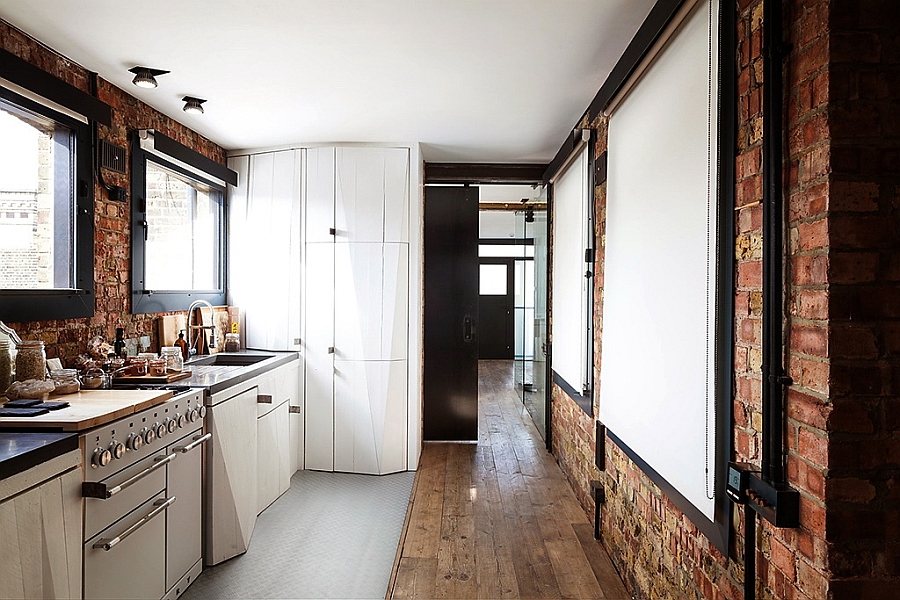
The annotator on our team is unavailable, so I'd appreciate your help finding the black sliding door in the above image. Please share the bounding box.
[423,185,479,441]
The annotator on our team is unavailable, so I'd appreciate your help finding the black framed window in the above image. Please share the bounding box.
[131,137,226,314]
[0,87,94,321]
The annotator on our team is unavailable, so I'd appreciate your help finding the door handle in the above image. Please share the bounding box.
[463,316,473,342]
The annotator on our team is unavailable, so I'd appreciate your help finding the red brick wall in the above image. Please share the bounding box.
[548,1,900,598]
[0,20,225,365]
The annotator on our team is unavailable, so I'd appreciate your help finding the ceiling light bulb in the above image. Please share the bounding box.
[182,97,206,115]
[132,69,157,88]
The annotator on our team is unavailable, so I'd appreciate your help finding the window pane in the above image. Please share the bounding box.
[144,161,222,290]
[0,99,74,289]
[479,263,507,295]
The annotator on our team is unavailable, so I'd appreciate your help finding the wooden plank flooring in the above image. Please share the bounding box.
[389,360,630,599]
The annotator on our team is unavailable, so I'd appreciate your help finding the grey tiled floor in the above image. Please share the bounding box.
[183,469,415,600]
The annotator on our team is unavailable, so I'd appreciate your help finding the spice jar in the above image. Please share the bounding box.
[224,333,241,353]
[130,357,148,376]
[148,358,167,377]
[160,347,183,372]
[50,369,81,394]
[0,338,11,392]
[15,340,47,381]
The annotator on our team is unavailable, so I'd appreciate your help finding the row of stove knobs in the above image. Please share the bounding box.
[91,404,207,468]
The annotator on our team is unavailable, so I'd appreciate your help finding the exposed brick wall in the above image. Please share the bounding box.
[0,19,225,365]
[548,1,900,599]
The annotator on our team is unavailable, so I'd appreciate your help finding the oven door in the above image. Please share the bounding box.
[84,492,174,600]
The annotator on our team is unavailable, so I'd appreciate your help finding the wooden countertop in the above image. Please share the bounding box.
[0,389,174,432]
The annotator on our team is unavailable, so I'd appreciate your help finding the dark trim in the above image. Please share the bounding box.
[594,151,608,185]
[149,131,237,186]
[544,129,590,183]
[761,0,789,485]
[552,370,591,415]
[607,428,729,554]
[130,138,226,314]
[478,238,535,246]
[425,163,546,184]
[595,421,606,471]
[0,88,94,321]
[0,48,111,125]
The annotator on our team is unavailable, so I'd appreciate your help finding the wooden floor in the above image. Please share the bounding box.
[388,360,630,599]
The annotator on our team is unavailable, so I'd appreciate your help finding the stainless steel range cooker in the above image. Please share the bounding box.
[81,386,208,600]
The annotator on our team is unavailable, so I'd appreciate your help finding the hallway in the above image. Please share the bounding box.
[389,360,629,599]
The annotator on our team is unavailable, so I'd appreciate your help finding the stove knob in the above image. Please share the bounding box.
[127,432,144,451]
[143,427,156,444]
[156,422,168,438]
[109,441,126,460]
[188,408,199,422]
[197,405,207,419]
[92,447,112,469]
[176,413,187,428]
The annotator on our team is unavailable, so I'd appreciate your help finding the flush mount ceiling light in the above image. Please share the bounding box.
[182,96,206,114]
[129,66,170,89]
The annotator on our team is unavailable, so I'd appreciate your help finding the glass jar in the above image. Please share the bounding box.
[224,333,241,353]
[148,358,167,377]
[160,347,183,372]
[50,369,81,394]
[130,357,148,376]
[0,338,11,392]
[82,368,112,390]
[15,340,46,381]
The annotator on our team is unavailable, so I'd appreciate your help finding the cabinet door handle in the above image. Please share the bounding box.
[327,346,335,354]
[257,394,273,404]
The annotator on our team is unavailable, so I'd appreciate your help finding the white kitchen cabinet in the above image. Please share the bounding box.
[303,146,411,475]
[206,386,258,566]
[0,450,82,600]
[257,401,290,513]
[334,359,408,474]
[228,150,302,352]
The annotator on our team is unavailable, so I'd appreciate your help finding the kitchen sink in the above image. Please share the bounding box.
[185,354,270,367]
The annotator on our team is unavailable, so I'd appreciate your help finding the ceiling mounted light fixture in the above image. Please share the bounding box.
[128,66,169,89]
[182,96,206,114]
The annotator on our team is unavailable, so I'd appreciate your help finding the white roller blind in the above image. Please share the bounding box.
[599,0,719,520]
[551,146,590,395]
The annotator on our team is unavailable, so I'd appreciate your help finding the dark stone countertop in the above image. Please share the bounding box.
[0,431,79,482]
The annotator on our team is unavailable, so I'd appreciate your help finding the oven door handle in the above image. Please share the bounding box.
[83,453,176,499]
[174,432,211,454]
[92,496,176,551]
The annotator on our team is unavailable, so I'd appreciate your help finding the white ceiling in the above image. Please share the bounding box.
[0,0,655,162]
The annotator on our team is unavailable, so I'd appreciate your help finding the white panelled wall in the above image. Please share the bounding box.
[228,144,422,476]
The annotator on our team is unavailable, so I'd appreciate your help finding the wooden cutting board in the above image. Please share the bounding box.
[0,389,173,431]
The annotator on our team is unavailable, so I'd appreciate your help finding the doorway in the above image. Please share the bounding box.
[478,257,514,359]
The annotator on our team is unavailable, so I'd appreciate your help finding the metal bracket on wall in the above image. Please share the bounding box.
[595,421,606,471]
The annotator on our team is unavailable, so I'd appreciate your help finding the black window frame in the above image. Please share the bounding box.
[0,86,95,321]
[130,135,228,314]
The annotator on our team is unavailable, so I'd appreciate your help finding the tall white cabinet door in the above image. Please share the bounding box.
[227,155,251,313]
[381,148,411,244]
[333,359,408,475]
[304,242,335,471]
[244,150,301,350]
[334,147,410,243]
[382,243,410,360]
[305,147,335,243]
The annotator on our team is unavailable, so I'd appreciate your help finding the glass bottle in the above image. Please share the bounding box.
[160,347,183,372]
[15,340,47,381]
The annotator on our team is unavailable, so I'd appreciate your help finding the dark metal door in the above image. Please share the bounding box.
[477,257,515,359]
[423,185,479,441]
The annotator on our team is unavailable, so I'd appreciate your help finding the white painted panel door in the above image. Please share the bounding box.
[227,155,251,312]
[381,148,410,244]
[334,243,408,361]
[206,386,258,566]
[382,243,409,360]
[244,150,301,351]
[305,147,335,244]
[334,359,408,475]
[335,148,385,243]
[257,402,290,514]
[304,242,335,471]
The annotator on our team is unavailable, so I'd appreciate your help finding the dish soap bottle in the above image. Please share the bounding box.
[175,331,190,361]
